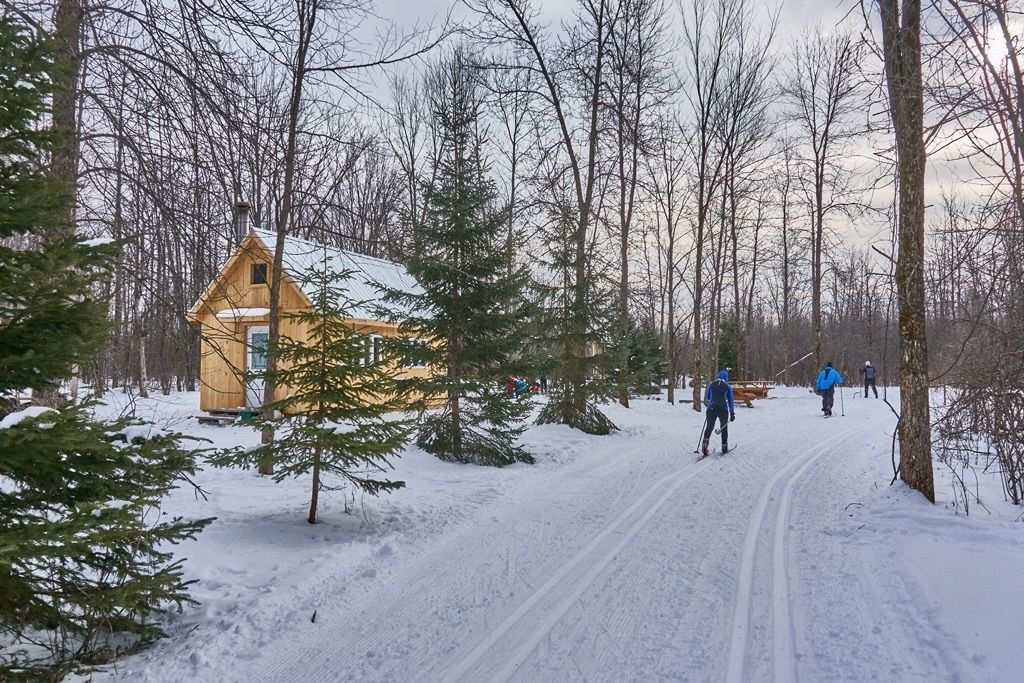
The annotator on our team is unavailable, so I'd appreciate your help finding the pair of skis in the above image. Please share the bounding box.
[694,443,738,460]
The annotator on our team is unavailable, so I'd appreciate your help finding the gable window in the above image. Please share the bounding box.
[251,262,268,285]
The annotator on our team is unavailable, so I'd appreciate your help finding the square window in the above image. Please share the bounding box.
[403,339,427,369]
[252,263,268,285]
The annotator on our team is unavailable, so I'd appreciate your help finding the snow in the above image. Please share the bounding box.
[118,423,163,443]
[0,405,56,429]
[80,237,115,247]
[215,307,271,319]
[250,229,424,320]
[68,387,1022,682]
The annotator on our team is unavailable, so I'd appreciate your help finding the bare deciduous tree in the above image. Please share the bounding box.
[878,0,934,502]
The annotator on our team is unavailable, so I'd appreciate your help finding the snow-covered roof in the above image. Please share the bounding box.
[250,229,422,321]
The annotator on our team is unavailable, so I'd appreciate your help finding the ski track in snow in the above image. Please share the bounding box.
[445,454,713,682]
[724,423,866,683]
[250,426,683,683]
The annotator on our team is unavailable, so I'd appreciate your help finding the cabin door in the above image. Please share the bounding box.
[245,326,270,408]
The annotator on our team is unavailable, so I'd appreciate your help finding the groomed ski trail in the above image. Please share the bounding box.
[246,426,692,683]
[723,423,868,683]
[444,454,713,682]
[93,391,1000,683]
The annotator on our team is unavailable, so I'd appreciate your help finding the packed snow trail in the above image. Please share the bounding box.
[445,456,713,682]
[724,424,864,683]
[82,389,1024,682]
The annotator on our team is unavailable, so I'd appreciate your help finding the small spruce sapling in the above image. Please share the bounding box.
[0,408,213,676]
[214,255,411,523]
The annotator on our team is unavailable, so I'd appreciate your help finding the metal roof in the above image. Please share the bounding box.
[251,229,423,321]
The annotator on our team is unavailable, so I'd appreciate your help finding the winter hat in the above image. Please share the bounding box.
[865,361,872,366]
[826,361,833,368]
[718,370,729,381]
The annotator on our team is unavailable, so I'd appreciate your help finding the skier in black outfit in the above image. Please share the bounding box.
[702,370,735,456]
[859,361,878,398]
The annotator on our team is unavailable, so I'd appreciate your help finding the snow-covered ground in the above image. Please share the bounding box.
[73,386,1023,682]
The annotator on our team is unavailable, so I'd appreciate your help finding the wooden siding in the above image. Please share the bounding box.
[190,234,429,413]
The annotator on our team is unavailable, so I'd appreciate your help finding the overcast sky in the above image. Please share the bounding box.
[372,0,857,42]
[363,0,972,246]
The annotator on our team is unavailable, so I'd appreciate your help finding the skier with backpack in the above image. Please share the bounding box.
[859,360,878,398]
[815,361,843,416]
[701,370,735,456]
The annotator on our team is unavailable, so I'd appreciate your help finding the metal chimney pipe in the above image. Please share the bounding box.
[233,200,251,244]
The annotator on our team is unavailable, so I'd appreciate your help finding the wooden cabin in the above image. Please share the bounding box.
[186,223,428,415]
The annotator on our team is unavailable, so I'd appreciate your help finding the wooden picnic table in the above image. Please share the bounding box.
[730,381,772,407]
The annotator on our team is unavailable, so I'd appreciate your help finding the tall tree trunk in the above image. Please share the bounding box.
[666,228,676,405]
[134,291,149,399]
[618,143,631,408]
[812,178,824,370]
[728,168,741,377]
[261,3,316,475]
[879,0,934,502]
[51,0,83,238]
[33,0,84,407]
[781,176,792,385]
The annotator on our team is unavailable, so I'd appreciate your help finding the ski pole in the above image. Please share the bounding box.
[694,413,709,453]
[840,383,845,416]
[774,351,813,379]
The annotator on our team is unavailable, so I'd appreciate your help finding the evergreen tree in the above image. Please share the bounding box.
[718,320,740,376]
[0,16,211,676]
[0,409,212,677]
[534,206,619,435]
[214,258,411,523]
[386,49,535,466]
[624,320,667,396]
[0,15,107,388]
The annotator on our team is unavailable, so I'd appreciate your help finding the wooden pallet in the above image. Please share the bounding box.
[196,409,242,426]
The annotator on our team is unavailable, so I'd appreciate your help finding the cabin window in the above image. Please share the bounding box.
[251,262,268,285]
[362,335,383,366]
[403,339,427,369]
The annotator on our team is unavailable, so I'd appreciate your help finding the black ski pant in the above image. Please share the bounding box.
[703,407,729,445]
[864,378,878,398]
[821,387,835,413]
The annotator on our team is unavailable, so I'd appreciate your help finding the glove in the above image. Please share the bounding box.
[730,413,735,422]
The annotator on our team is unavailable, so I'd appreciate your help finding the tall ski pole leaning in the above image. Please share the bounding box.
[774,351,813,380]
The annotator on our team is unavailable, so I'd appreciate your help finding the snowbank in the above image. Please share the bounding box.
[0,405,56,429]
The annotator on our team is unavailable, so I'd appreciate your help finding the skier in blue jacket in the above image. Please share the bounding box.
[815,361,843,416]
[702,370,735,456]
